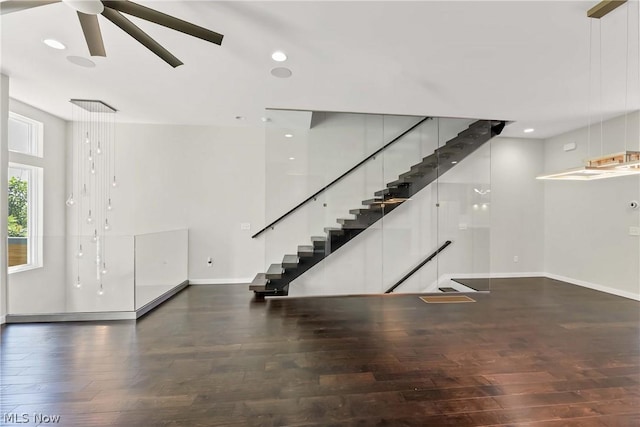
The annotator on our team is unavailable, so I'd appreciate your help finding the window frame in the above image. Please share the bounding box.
[8,163,43,273]
[8,112,44,158]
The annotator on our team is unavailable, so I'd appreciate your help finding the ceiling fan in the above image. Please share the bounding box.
[0,0,224,67]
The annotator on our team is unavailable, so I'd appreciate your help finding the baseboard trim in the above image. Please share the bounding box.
[0,314,6,325]
[435,271,639,301]
[189,278,252,285]
[6,311,137,323]
[545,273,640,301]
[441,272,546,280]
[136,280,189,319]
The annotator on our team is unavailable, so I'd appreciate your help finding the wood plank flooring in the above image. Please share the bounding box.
[1,277,639,426]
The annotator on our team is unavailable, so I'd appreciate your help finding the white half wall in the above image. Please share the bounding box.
[8,99,67,314]
[543,112,640,299]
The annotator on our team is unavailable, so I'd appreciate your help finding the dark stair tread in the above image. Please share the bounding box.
[265,264,283,279]
[337,218,356,225]
[362,198,382,205]
[439,287,459,293]
[324,227,343,234]
[311,236,326,247]
[249,273,268,291]
[297,245,315,257]
[282,255,299,268]
[350,206,383,215]
[386,179,408,187]
[374,188,394,197]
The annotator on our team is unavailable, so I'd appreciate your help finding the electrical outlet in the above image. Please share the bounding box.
[629,227,640,236]
[240,223,251,231]
[513,255,519,263]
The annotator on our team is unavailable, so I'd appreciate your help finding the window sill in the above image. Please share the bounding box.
[8,264,43,275]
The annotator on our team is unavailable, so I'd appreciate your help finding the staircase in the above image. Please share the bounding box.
[251,119,506,297]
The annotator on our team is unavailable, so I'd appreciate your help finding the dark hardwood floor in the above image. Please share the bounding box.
[1,278,639,426]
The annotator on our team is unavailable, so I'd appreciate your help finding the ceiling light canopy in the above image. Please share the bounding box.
[62,0,104,15]
[43,38,66,50]
[523,128,535,133]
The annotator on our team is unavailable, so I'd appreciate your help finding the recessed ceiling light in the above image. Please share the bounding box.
[289,157,295,160]
[43,39,66,50]
[271,67,292,78]
[284,133,293,138]
[67,56,96,68]
[524,128,535,133]
[451,161,458,164]
[271,51,287,62]
[261,117,271,123]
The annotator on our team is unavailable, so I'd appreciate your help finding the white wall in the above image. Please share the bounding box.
[114,123,266,284]
[490,137,545,274]
[7,99,67,314]
[0,75,9,323]
[543,112,640,299]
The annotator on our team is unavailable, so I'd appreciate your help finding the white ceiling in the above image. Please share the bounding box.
[1,0,639,139]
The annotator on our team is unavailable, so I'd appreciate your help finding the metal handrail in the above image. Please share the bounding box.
[385,240,452,293]
[252,116,430,238]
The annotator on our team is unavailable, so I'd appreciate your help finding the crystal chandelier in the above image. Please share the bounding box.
[67,99,117,295]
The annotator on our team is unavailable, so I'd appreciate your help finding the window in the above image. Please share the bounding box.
[7,112,44,272]
[8,112,43,157]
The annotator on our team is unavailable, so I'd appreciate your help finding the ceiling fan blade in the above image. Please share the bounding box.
[102,0,223,45]
[0,0,60,15]
[101,7,183,68]
[77,12,106,57]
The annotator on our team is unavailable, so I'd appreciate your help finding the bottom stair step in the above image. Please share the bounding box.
[249,273,268,291]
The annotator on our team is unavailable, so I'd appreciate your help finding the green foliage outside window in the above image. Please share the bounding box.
[8,176,28,237]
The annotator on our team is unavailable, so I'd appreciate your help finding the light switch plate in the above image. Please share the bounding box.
[629,226,640,236]
[240,223,251,231]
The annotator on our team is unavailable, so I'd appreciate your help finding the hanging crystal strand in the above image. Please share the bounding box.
[107,107,112,209]
[75,105,82,288]
[101,108,108,281]
[96,235,101,281]
[112,107,117,188]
